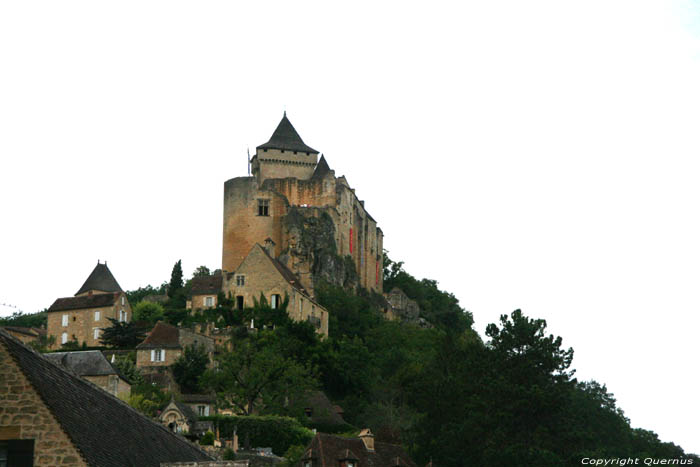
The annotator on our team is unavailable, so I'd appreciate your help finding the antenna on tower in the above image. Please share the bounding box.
[247,148,251,176]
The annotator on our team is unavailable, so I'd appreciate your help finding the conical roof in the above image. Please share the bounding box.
[257,112,319,154]
[75,262,123,296]
[312,155,332,179]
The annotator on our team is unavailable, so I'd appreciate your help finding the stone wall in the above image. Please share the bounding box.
[0,339,87,466]
[137,348,182,368]
[84,374,131,398]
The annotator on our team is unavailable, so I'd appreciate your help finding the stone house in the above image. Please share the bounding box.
[300,429,417,467]
[43,350,131,398]
[0,328,212,466]
[136,321,215,369]
[46,261,132,349]
[160,399,213,437]
[223,243,329,337]
[187,272,223,311]
[0,326,46,346]
[222,113,384,298]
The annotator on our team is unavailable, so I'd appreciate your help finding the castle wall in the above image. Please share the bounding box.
[255,148,317,182]
[0,339,88,466]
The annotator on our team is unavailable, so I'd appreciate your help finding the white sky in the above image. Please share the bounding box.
[1,0,698,455]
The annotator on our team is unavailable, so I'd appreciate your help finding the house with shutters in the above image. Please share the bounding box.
[187,271,223,311]
[46,261,132,349]
[0,328,212,466]
[135,321,215,369]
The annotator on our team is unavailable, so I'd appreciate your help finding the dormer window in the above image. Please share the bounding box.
[258,199,270,216]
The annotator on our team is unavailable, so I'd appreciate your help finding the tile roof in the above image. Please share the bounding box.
[136,321,181,349]
[303,433,417,467]
[0,328,212,467]
[257,113,319,154]
[311,155,332,180]
[190,274,223,296]
[48,292,119,312]
[75,262,123,295]
[43,350,120,377]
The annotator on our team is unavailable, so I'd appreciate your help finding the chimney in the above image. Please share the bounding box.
[263,237,276,257]
[359,428,374,451]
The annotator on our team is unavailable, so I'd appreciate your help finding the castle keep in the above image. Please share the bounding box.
[222,114,384,302]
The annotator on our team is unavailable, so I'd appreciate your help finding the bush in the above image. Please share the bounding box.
[201,415,314,456]
[200,431,215,445]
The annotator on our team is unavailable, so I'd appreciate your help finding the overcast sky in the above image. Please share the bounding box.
[1,0,699,454]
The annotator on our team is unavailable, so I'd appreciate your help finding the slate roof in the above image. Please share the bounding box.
[292,390,346,427]
[190,274,223,296]
[302,433,417,467]
[1,326,46,338]
[48,292,119,312]
[0,328,212,467]
[257,113,319,154]
[311,155,332,180]
[75,262,123,296]
[44,350,120,377]
[136,321,181,349]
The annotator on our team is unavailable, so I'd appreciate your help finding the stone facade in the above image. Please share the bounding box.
[0,338,87,466]
[47,293,131,349]
[84,374,131,399]
[223,244,329,337]
[222,115,383,298]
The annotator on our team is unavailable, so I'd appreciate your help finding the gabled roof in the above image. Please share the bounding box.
[136,321,181,349]
[303,433,417,467]
[0,329,212,467]
[48,292,119,312]
[43,350,120,377]
[311,155,332,180]
[258,245,310,297]
[257,113,319,154]
[75,262,123,296]
[190,274,223,296]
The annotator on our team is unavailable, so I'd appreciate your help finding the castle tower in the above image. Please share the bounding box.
[250,112,319,183]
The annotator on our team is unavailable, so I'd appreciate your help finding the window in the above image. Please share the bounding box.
[198,405,208,416]
[349,228,354,253]
[0,440,34,467]
[205,296,214,307]
[61,332,68,344]
[258,199,270,216]
[236,275,245,286]
[236,296,244,311]
[62,314,68,327]
[94,311,100,321]
[121,296,125,306]
[119,309,127,322]
[93,328,100,340]
[151,349,165,362]
[271,294,281,309]
[299,298,303,314]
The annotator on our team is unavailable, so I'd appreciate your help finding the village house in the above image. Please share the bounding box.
[46,261,132,349]
[43,350,131,398]
[187,271,223,311]
[159,398,214,437]
[136,321,215,368]
[300,428,417,467]
[224,242,329,337]
[0,328,212,466]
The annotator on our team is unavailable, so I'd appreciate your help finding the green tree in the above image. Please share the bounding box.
[192,265,211,278]
[133,301,165,324]
[100,318,147,349]
[168,260,184,298]
[112,355,144,385]
[0,310,47,328]
[172,344,209,394]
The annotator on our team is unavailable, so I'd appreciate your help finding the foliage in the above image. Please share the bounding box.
[200,430,215,445]
[192,265,211,278]
[168,260,184,298]
[222,448,236,460]
[61,338,87,351]
[172,344,209,394]
[124,382,170,418]
[201,415,314,456]
[28,333,56,353]
[125,283,167,307]
[281,444,306,467]
[100,318,147,349]
[111,354,144,385]
[0,310,47,328]
[133,301,165,324]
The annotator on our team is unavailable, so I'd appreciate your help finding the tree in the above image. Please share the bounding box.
[28,333,56,353]
[168,260,184,298]
[172,344,209,394]
[192,265,211,278]
[0,310,47,328]
[112,355,144,385]
[100,318,147,349]
[133,301,165,324]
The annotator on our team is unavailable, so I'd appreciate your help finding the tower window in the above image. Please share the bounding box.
[236,275,245,286]
[258,199,270,216]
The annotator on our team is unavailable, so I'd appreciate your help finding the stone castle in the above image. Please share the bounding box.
[221,113,384,299]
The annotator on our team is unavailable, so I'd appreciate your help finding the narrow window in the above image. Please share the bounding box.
[198,405,206,416]
[205,296,213,307]
[93,328,100,340]
[61,332,68,344]
[119,309,127,322]
[299,298,303,314]
[257,199,270,216]
[121,296,125,306]
[95,311,100,321]
[271,294,281,309]
[152,349,164,362]
[349,228,354,253]
[236,296,244,310]
[236,275,245,286]
[62,314,68,327]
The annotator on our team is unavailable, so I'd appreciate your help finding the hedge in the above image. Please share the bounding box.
[200,415,314,456]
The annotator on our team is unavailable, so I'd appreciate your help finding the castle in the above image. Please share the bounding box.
[220,114,384,332]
